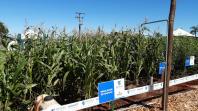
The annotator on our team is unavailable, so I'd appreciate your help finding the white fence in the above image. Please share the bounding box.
[43,74,198,111]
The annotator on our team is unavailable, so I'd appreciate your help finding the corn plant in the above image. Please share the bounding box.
[1,26,198,110]
[130,32,147,85]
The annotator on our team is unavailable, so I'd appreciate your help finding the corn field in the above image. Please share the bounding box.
[0,29,198,110]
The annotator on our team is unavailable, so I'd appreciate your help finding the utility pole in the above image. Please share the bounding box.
[75,12,85,38]
[162,0,176,111]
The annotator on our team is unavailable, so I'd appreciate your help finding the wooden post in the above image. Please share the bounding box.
[162,0,176,110]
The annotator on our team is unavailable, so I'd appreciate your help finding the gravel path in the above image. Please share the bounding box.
[118,85,198,111]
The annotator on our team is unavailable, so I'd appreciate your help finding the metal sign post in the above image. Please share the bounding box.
[110,101,115,111]
[141,19,169,109]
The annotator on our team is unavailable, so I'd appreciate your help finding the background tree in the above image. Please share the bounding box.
[0,22,8,35]
[0,22,9,48]
[190,25,198,37]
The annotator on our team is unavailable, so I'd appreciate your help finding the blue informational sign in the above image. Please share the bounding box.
[159,62,166,75]
[185,56,190,67]
[98,80,115,104]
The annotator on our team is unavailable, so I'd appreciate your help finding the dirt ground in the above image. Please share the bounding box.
[118,85,198,111]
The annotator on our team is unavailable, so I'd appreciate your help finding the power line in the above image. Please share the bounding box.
[75,12,85,38]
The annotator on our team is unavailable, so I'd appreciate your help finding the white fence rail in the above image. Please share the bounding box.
[43,74,198,111]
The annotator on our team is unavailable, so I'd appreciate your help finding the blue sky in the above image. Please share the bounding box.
[0,0,198,34]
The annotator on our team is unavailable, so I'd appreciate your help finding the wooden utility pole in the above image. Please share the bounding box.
[75,12,85,38]
[162,0,176,110]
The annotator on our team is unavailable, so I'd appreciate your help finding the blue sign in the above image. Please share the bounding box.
[159,62,166,75]
[98,80,115,104]
[185,56,190,67]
